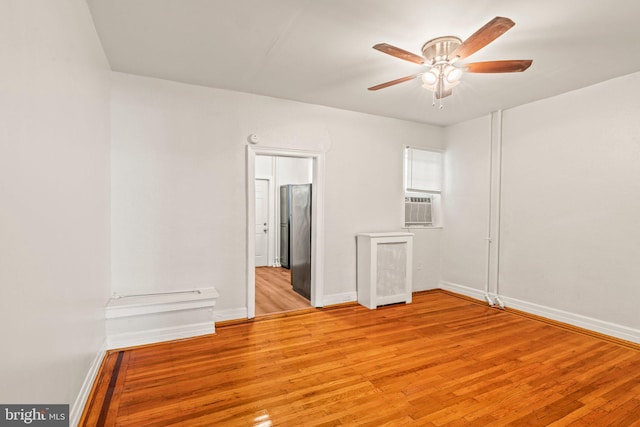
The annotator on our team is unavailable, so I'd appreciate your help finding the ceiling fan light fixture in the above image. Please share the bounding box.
[368,17,532,109]
[444,80,460,90]
[445,66,463,83]
[421,70,438,85]
[422,73,459,98]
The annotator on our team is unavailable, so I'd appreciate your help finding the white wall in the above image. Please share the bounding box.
[257,156,312,185]
[0,0,111,411]
[255,155,273,178]
[442,72,640,341]
[442,115,492,289]
[277,157,313,185]
[410,228,442,291]
[110,72,444,314]
[500,72,640,331]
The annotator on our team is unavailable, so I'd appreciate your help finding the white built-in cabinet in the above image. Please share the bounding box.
[356,232,414,309]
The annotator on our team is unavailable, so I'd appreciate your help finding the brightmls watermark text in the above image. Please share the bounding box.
[0,405,68,426]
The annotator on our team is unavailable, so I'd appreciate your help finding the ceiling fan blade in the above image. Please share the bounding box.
[451,17,515,60]
[373,43,425,64]
[368,74,420,91]
[465,59,532,73]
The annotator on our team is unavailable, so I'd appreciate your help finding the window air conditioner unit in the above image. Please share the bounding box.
[404,196,433,227]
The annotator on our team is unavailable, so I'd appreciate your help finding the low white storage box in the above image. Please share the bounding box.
[105,287,219,349]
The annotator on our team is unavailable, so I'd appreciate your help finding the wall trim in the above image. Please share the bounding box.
[213,297,359,323]
[70,341,107,427]
[214,308,249,323]
[106,298,216,319]
[439,280,639,344]
[500,295,640,345]
[413,284,439,292]
[107,322,215,350]
[322,292,357,306]
[439,280,487,301]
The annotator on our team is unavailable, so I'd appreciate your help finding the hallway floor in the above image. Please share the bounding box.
[255,266,311,316]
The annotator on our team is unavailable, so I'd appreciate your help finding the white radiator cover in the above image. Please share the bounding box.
[357,232,414,309]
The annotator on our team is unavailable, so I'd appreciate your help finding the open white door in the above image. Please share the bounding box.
[255,179,269,267]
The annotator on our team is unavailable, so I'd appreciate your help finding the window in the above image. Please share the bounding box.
[404,146,442,192]
[403,146,442,228]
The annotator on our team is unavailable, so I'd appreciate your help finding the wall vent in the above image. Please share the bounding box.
[404,196,432,227]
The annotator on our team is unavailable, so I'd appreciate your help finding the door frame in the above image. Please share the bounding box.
[246,146,325,319]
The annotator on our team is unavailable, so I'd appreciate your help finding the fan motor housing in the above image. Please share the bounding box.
[421,36,462,63]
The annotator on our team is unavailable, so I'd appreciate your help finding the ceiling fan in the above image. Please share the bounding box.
[368,17,532,106]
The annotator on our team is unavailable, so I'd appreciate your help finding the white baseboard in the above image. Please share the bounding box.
[107,322,215,350]
[413,284,441,292]
[322,292,357,306]
[213,295,358,323]
[214,308,248,323]
[439,280,487,301]
[439,280,640,344]
[70,341,107,427]
[500,295,639,344]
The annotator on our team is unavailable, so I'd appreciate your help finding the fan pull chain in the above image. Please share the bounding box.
[438,72,444,109]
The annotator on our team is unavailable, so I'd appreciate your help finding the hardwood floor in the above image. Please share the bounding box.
[81,291,640,426]
[255,266,311,316]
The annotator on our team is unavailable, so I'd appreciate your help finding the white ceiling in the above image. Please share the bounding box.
[87,0,640,127]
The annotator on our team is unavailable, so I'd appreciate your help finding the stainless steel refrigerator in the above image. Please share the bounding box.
[279,184,311,300]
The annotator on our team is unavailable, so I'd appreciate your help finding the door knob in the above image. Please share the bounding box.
[263,228,268,233]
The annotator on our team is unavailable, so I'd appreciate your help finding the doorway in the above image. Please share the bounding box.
[254,156,312,316]
[246,146,325,319]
